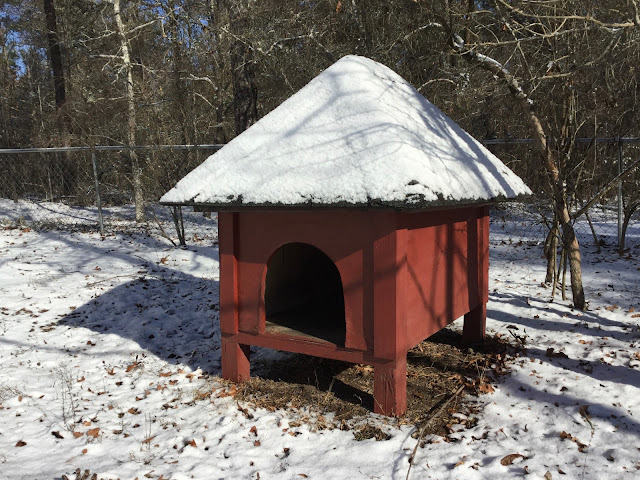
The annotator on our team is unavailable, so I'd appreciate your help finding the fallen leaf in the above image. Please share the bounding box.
[478,382,495,394]
[216,385,237,398]
[188,439,197,447]
[546,348,569,359]
[81,448,88,455]
[73,432,84,438]
[501,453,526,465]
[83,421,92,426]
[249,426,258,436]
[126,363,140,373]
[159,371,172,377]
[15,440,27,447]
[142,436,156,444]
[52,431,64,439]
[254,440,261,447]
[87,428,100,438]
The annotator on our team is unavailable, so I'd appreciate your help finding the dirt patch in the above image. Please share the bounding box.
[236,327,516,440]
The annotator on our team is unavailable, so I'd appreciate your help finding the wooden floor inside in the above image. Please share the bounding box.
[265,306,345,346]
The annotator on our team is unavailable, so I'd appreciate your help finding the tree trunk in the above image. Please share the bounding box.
[112,0,144,222]
[229,4,258,135]
[620,202,639,255]
[43,0,76,199]
[544,216,559,285]
[452,38,586,309]
[43,0,65,110]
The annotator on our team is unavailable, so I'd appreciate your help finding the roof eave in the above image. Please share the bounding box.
[159,192,531,212]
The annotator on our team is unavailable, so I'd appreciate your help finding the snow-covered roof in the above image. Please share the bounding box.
[161,55,531,209]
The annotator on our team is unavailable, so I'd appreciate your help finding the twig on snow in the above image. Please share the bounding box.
[406,384,465,480]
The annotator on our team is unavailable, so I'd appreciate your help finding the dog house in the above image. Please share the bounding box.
[161,56,530,416]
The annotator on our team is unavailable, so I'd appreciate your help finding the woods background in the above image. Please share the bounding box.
[1,0,640,305]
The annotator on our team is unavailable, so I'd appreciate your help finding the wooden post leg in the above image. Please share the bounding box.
[221,338,250,382]
[463,302,486,344]
[373,357,407,416]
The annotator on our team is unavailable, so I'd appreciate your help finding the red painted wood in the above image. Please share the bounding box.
[218,212,239,336]
[374,356,407,416]
[221,339,250,382]
[223,332,379,365]
[217,207,490,416]
[462,207,489,343]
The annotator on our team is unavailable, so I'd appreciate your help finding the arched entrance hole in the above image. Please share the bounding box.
[264,243,346,346]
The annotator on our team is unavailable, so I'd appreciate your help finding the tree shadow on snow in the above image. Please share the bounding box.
[57,268,223,374]
[487,298,640,390]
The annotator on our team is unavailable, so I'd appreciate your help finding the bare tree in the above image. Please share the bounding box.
[415,0,640,310]
[111,0,144,221]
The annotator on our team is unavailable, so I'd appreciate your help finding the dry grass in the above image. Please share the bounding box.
[236,327,515,440]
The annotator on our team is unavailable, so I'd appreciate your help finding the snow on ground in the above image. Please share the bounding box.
[0,202,639,480]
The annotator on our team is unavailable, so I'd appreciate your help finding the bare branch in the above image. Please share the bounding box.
[496,0,636,30]
[629,0,640,26]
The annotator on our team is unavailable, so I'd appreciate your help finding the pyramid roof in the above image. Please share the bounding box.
[161,55,530,209]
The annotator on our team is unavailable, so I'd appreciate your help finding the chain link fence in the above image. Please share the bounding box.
[0,145,222,238]
[0,141,638,254]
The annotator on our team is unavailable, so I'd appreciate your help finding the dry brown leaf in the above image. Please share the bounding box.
[249,426,258,436]
[73,432,84,439]
[500,453,526,465]
[159,371,172,377]
[478,382,495,394]
[126,363,139,373]
[142,436,156,444]
[632,314,640,318]
[216,385,237,398]
[15,440,26,447]
[546,348,569,359]
[254,440,261,447]
[81,448,87,455]
[188,439,197,447]
[87,428,100,438]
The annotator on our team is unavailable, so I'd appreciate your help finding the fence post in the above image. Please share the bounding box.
[91,146,105,236]
[617,140,624,251]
